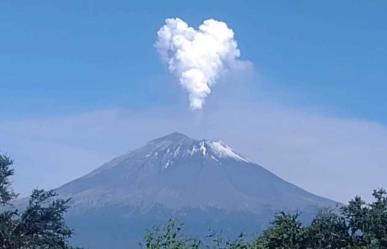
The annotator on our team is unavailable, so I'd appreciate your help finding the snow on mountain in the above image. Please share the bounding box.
[207,140,249,162]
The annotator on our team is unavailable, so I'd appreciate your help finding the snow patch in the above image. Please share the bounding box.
[173,146,181,157]
[190,146,198,155]
[199,141,207,155]
[164,160,171,168]
[207,141,249,162]
[210,155,220,162]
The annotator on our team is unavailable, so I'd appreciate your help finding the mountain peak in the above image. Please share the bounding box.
[148,132,195,144]
[142,132,249,165]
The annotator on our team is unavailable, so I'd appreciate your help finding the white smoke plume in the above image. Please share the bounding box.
[156,18,241,110]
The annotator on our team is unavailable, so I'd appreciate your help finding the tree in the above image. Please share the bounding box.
[0,155,17,204]
[367,189,387,248]
[143,219,200,249]
[0,154,79,249]
[342,196,369,247]
[343,189,387,248]
[256,212,305,249]
[305,210,349,249]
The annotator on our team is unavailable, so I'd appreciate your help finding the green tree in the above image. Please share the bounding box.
[0,154,79,249]
[0,155,17,204]
[143,219,200,249]
[342,196,369,247]
[305,210,349,249]
[367,189,387,248]
[343,189,387,249]
[257,212,305,249]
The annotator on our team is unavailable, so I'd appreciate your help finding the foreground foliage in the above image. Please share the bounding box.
[143,190,387,249]
[0,154,79,249]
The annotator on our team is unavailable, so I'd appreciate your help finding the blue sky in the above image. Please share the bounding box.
[1,0,386,120]
[0,0,387,201]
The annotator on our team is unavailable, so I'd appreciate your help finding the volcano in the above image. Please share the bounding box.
[56,132,337,248]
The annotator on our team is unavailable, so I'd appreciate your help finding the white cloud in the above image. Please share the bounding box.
[156,18,244,110]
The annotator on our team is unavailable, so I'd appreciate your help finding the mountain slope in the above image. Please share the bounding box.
[56,132,338,248]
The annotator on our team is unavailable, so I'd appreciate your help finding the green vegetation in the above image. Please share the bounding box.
[143,191,387,249]
[0,154,79,249]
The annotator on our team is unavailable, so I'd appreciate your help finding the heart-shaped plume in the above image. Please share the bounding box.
[156,18,241,110]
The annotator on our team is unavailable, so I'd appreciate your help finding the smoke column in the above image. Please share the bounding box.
[156,18,241,110]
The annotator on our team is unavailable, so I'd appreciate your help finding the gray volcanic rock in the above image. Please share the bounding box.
[56,132,338,248]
